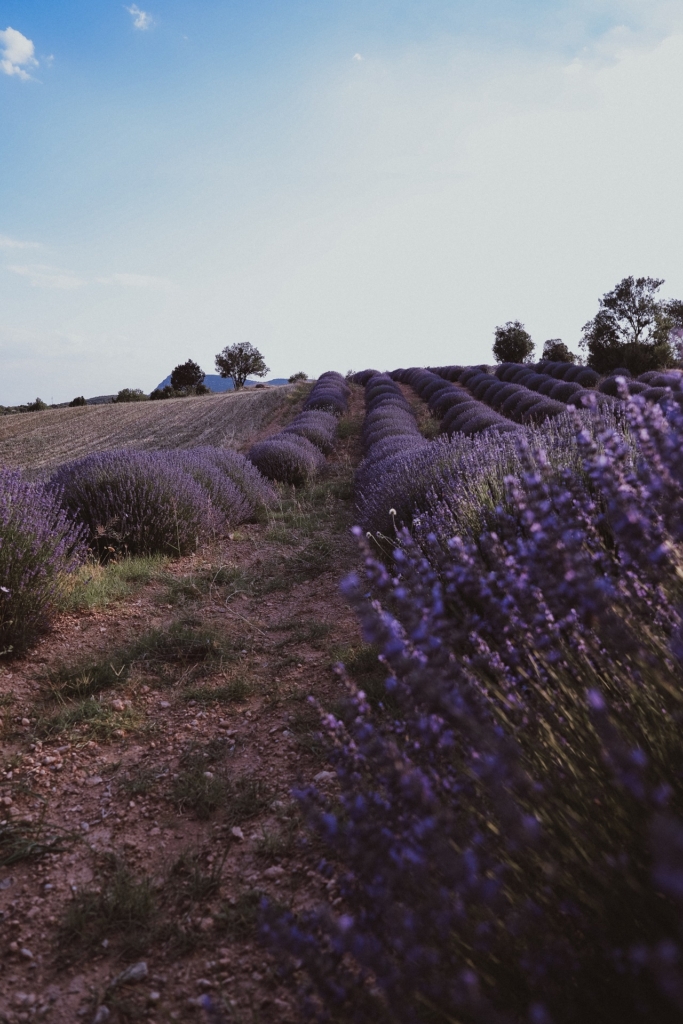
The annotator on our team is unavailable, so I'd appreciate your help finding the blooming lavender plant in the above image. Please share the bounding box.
[264,391,683,1024]
[247,434,326,486]
[0,469,86,655]
[51,450,218,558]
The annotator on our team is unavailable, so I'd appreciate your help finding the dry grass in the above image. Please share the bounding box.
[0,386,296,474]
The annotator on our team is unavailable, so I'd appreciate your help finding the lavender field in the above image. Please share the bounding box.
[2,365,683,1023]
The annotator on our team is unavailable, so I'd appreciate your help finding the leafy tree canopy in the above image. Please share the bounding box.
[492,321,535,364]
[69,396,87,407]
[580,276,683,375]
[170,359,206,393]
[542,339,578,363]
[215,342,269,390]
[114,388,148,403]
[288,371,308,383]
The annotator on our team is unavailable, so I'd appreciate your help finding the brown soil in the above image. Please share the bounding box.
[0,388,368,1023]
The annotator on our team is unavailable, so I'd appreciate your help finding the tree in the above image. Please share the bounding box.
[114,388,148,403]
[69,396,86,407]
[170,360,206,394]
[215,342,269,390]
[542,339,577,363]
[492,321,535,364]
[288,372,308,383]
[580,276,677,375]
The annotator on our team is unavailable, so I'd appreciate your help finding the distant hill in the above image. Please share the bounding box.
[153,374,289,393]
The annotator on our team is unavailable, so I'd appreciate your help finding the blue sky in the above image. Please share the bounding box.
[1,0,682,403]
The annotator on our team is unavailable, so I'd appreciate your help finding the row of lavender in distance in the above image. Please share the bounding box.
[247,372,349,485]
[432,363,595,423]
[391,366,525,433]
[51,446,276,560]
[265,390,683,1024]
[352,370,528,537]
[0,469,87,655]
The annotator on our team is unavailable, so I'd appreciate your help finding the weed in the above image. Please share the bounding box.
[276,619,331,648]
[333,643,395,711]
[119,766,163,797]
[162,564,250,605]
[337,414,363,439]
[182,678,251,705]
[170,847,226,901]
[288,704,327,762]
[255,817,299,861]
[59,865,156,960]
[0,816,74,867]
[47,658,129,698]
[225,775,270,828]
[170,766,227,820]
[130,620,231,670]
[214,890,262,940]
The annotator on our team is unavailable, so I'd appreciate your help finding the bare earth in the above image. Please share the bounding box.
[0,387,368,1023]
[0,387,297,476]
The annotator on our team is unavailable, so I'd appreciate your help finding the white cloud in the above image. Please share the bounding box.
[352,53,362,61]
[96,272,172,290]
[0,234,40,250]
[5,264,85,290]
[0,27,38,80]
[126,5,153,31]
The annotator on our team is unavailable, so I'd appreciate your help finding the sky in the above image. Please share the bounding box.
[1,0,683,404]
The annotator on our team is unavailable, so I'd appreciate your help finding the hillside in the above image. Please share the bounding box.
[154,375,290,393]
[0,385,296,474]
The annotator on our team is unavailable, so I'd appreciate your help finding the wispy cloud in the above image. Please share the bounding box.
[0,234,40,250]
[6,264,85,290]
[0,26,38,80]
[125,5,153,31]
[352,53,363,61]
[96,272,171,290]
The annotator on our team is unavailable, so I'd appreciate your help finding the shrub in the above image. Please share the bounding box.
[194,447,276,515]
[247,435,325,486]
[288,371,308,383]
[0,470,86,656]
[282,410,338,453]
[114,388,148,403]
[51,450,216,558]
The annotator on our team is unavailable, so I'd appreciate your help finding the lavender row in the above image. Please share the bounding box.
[266,391,683,1024]
[51,447,276,561]
[247,373,349,486]
[391,366,526,433]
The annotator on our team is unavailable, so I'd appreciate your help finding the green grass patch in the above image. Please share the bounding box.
[161,564,251,605]
[60,555,168,612]
[36,697,140,741]
[275,619,331,648]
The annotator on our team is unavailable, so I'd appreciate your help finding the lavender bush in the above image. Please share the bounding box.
[52,450,218,558]
[265,391,683,1024]
[0,469,86,655]
[247,434,326,486]
[303,372,350,416]
[282,410,339,453]
[191,447,277,515]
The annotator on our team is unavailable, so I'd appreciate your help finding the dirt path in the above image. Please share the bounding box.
[0,390,368,1023]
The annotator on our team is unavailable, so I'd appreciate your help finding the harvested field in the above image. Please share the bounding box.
[0,386,297,475]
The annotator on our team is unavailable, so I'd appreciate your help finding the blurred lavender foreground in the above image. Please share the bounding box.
[263,392,683,1023]
[0,469,86,655]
